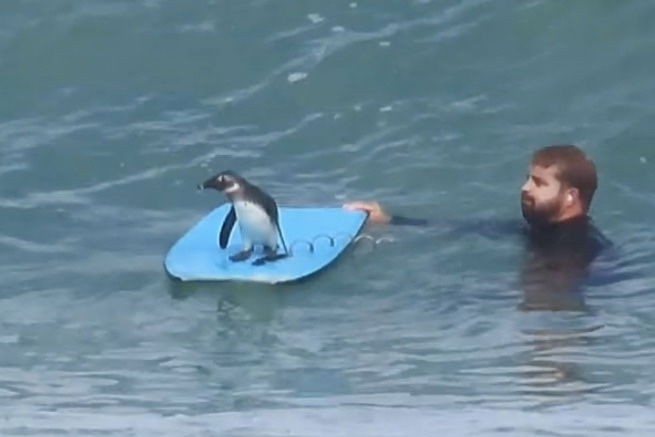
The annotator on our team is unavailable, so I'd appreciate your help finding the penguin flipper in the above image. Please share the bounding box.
[219,206,237,249]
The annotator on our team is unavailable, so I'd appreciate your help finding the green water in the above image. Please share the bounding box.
[1,1,655,435]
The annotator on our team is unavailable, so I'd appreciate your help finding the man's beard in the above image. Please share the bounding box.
[521,193,563,227]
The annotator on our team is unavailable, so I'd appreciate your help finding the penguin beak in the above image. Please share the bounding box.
[198,176,216,191]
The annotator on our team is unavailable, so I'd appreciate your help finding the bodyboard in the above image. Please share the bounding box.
[164,205,367,283]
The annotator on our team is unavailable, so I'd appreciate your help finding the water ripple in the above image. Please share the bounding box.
[2,1,655,435]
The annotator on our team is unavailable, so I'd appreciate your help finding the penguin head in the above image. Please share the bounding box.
[198,170,243,194]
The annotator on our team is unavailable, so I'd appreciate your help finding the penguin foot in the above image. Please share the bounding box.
[252,253,289,266]
[229,249,253,262]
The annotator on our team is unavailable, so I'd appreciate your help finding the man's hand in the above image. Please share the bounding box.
[343,201,391,225]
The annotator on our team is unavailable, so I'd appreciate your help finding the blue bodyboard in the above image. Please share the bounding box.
[164,205,367,283]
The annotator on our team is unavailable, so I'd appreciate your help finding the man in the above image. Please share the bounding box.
[344,145,611,310]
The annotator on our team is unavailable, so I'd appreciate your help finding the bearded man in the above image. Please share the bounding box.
[345,145,610,310]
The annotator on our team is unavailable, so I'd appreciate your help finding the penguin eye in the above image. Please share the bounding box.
[217,175,225,183]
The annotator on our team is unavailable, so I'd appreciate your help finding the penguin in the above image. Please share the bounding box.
[198,170,289,265]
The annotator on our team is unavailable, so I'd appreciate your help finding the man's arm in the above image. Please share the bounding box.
[343,200,522,238]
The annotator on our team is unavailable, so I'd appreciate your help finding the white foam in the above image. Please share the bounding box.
[287,72,308,83]
[307,13,324,24]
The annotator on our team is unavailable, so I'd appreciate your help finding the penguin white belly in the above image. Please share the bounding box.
[233,201,277,248]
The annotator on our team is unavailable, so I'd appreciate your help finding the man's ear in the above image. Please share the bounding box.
[566,188,579,206]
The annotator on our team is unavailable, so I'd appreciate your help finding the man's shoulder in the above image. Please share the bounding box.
[588,219,612,251]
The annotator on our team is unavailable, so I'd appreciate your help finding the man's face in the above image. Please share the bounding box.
[521,164,565,226]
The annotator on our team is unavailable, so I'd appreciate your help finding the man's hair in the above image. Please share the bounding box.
[532,144,597,212]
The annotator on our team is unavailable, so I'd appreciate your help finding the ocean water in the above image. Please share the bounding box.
[1,1,655,435]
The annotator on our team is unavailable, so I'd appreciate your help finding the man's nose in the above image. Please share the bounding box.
[521,179,531,193]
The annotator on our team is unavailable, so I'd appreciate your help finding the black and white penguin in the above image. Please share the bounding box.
[198,170,288,265]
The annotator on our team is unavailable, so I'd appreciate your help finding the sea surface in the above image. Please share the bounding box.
[1,1,655,436]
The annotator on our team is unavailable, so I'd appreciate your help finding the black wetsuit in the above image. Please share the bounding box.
[390,214,612,310]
